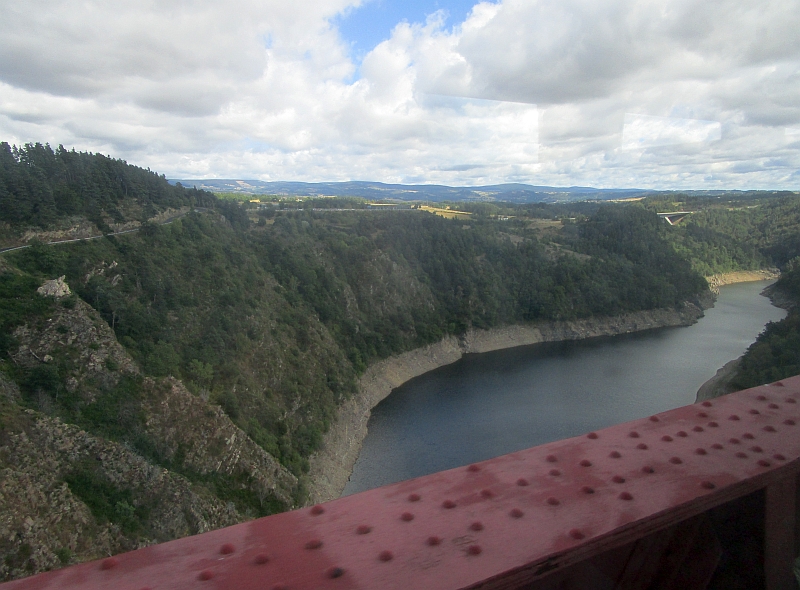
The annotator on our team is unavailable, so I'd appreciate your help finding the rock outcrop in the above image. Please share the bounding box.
[1,277,296,582]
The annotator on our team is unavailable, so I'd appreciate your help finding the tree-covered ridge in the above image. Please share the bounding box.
[2,143,798,479]
[641,193,800,275]
[2,202,708,479]
[0,142,216,230]
[730,266,800,390]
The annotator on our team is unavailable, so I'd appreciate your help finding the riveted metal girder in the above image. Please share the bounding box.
[5,376,800,590]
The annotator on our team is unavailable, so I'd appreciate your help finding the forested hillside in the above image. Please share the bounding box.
[641,193,800,275]
[0,143,798,580]
[730,266,800,390]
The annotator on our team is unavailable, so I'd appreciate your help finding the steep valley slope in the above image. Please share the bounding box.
[4,144,800,582]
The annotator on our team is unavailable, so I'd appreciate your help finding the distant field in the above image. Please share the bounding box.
[214,192,290,202]
[418,205,471,219]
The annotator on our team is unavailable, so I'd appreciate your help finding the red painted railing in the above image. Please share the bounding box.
[4,376,800,590]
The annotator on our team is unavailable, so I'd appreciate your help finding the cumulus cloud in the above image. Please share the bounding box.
[622,114,721,150]
[0,0,798,188]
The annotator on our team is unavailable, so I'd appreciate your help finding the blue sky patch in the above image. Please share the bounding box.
[335,0,480,60]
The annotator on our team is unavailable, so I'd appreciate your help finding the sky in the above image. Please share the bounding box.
[0,0,799,189]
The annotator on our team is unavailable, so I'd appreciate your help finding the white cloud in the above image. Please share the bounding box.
[0,0,798,188]
[622,114,721,150]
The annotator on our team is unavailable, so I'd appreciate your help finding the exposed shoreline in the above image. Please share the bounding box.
[305,295,712,504]
[705,269,779,293]
[695,271,785,402]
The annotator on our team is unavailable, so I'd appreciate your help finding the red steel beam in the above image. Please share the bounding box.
[4,376,800,590]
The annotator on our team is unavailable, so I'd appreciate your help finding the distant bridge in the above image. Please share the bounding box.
[4,376,800,590]
[658,211,694,225]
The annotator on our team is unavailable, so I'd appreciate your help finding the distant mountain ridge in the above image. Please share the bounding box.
[169,179,655,203]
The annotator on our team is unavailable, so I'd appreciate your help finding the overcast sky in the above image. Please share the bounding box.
[1,0,799,189]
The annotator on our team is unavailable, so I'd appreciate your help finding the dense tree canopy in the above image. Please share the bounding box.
[0,142,215,229]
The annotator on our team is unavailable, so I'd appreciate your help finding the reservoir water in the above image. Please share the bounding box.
[343,281,787,495]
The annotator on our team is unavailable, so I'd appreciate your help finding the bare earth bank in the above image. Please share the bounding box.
[306,295,713,504]
[695,272,789,403]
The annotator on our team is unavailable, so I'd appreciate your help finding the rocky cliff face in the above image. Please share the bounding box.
[0,279,295,582]
[0,408,240,580]
[306,296,712,503]
[142,378,297,508]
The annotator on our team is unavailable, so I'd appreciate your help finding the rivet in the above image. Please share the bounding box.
[786,397,796,403]
[642,466,654,474]
[408,493,421,502]
[649,416,660,422]
[701,481,715,490]
[326,567,345,579]
[609,451,621,458]
[220,543,235,555]
[698,412,708,418]
[619,492,633,501]
[769,403,779,409]
[378,551,393,562]
[670,457,682,464]
[693,426,704,432]
[758,459,771,467]
[629,431,640,438]
[729,415,741,421]
[510,508,524,518]
[785,419,796,426]
[306,539,323,550]
[763,426,776,433]
[750,446,763,453]
[743,433,755,439]
[750,409,760,415]
[480,489,494,498]
[427,536,442,546]
[580,459,592,467]
[695,448,707,455]
[736,452,748,459]
[467,545,482,555]
[729,438,741,444]
[677,431,688,437]
[549,469,561,477]
[198,570,214,581]
[546,454,558,463]
[401,512,414,521]
[587,432,599,439]
[775,381,785,387]
[442,500,456,509]
[254,554,269,565]
[662,435,673,442]
[757,395,767,401]
[582,486,595,494]
[569,529,585,540]
[702,401,713,407]
[517,478,529,486]
[712,443,723,450]
[637,443,648,450]
[101,558,118,570]
[310,505,325,516]
[356,525,372,535]
[467,464,480,472]
[774,454,787,461]
[546,497,560,506]
[612,475,625,484]
[708,422,719,427]
[470,522,484,531]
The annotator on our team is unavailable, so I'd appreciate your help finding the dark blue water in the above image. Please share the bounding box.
[343,281,786,495]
